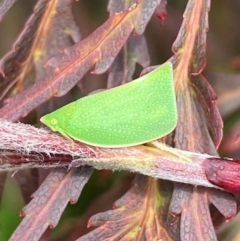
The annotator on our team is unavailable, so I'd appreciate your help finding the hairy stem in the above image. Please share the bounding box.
[0,119,220,190]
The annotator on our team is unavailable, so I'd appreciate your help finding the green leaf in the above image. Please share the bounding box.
[0,174,24,241]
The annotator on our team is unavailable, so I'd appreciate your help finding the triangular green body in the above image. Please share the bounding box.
[40,62,177,148]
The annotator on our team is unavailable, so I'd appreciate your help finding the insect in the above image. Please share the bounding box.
[40,62,177,148]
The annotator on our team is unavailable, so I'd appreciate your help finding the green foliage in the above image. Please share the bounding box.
[0,174,24,241]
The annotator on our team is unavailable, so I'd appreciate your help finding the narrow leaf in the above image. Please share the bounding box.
[169,184,236,241]
[107,34,150,88]
[76,175,178,241]
[0,0,80,119]
[9,167,93,241]
[168,0,229,240]
[0,0,17,21]
[191,75,223,148]
[0,0,48,100]
[107,0,150,88]
[0,0,160,121]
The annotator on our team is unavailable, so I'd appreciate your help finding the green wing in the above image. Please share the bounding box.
[40,62,177,148]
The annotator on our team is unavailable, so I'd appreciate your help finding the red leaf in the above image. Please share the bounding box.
[77,175,178,241]
[0,0,48,99]
[168,0,231,240]
[107,34,150,88]
[9,167,93,241]
[191,75,223,148]
[0,0,17,21]
[169,184,236,241]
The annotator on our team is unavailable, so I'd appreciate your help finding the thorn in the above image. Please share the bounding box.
[19,210,25,217]
[170,217,179,226]
[225,216,234,223]
[132,31,141,37]
[112,203,118,209]
[170,212,176,217]
[49,224,55,229]
[70,199,77,204]
[156,13,166,24]
[87,220,92,228]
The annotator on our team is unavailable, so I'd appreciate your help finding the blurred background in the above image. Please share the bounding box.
[0,0,240,240]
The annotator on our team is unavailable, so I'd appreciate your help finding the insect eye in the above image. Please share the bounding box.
[50,119,58,125]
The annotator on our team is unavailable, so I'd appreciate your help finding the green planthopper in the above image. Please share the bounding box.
[40,62,177,148]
